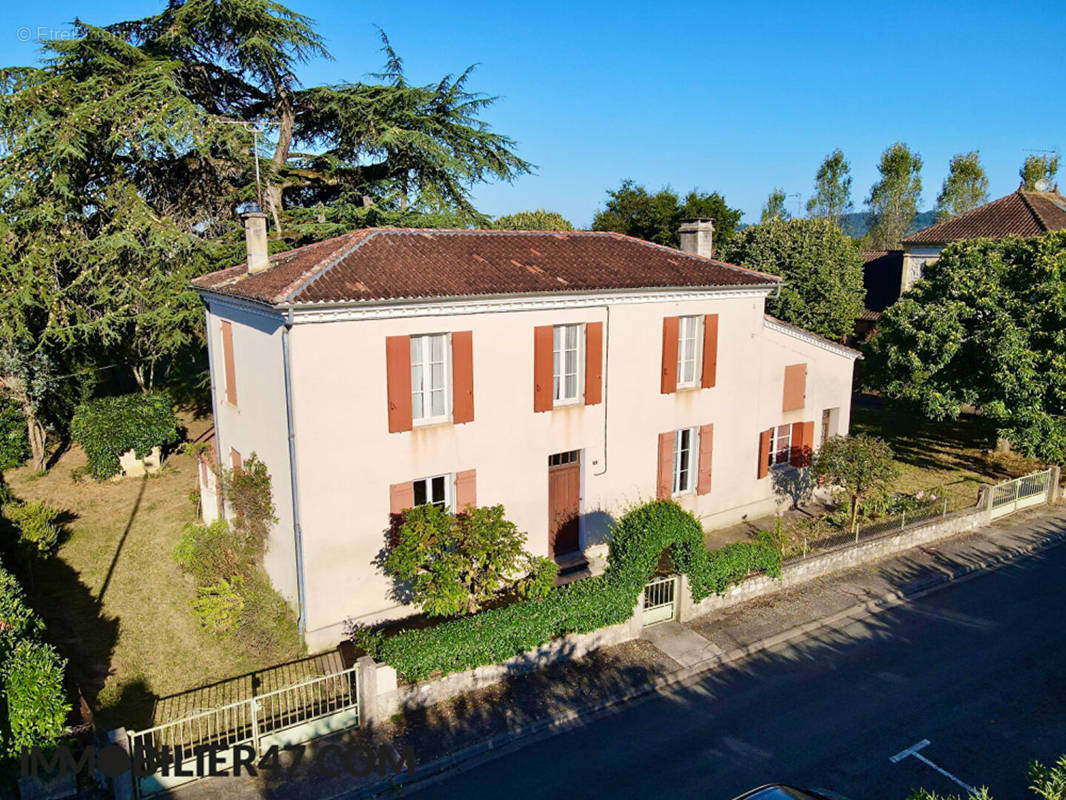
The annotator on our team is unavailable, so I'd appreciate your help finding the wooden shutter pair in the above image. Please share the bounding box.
[389,469,478,517]
[533,322,604,412]
[386,332,474,433]
[660,314,719,394]
[655,425,714,500]
[756,420,816,478]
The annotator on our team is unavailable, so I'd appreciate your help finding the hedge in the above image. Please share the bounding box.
[70,392,181,479]
[377,500,781,681]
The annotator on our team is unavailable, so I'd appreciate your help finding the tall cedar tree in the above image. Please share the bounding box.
[723,218,865,342]
[865,143,923,250]
[864,232,1066,461]
[935,152,989,222]
[0,1,530,465]
[806,149,854,226]
[592,180,742,254]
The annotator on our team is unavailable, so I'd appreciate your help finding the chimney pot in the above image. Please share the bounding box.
[243,212,269,274]
[679,217,714,259]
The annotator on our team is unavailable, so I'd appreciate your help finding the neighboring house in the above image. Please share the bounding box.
[192,215,859,649]
[898,187,1066,294]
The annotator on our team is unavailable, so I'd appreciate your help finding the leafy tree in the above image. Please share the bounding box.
[866,142,923,249]
[723,218,865,341]
[0,399,29,471]
[761,188,792,222]
[384,504,557,616]
[807,149,853,226]
[1020,153,1060,191]
[935,151,989,222]
[863,232,1066,461]
[592,180,742,253]
[811,434,898,534]
[494,209,574,231]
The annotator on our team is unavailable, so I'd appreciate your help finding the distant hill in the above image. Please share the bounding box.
[841,210,937,241]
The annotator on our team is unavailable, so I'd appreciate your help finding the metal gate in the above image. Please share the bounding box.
[643,575,678,626]
[127,664,359,797]
[990,468,1053,519]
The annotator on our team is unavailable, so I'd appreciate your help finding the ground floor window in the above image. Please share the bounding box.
[769,424,791,468]
[413,474,451,510]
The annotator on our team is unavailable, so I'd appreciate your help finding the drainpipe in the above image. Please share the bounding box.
[282,310,308,644]
[593,305,610,477]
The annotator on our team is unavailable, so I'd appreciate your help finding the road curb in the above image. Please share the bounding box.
[332,521,1066,799]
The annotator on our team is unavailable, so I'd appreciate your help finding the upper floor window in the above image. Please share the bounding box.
[411,333,451,424]
[768,423,792,468]
[677,316,702,388]
[673,427,698,495]
[553,323,584,404]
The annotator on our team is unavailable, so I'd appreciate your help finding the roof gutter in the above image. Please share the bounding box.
[281,308,308,644]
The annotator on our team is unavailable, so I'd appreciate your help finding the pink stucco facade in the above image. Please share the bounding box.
[201,285,857,650]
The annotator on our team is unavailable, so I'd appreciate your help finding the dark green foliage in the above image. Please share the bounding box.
[0,401,28,471]
[723,218,865,341]
[865,142,923,250]
[935,151,989,222]
[812,435,899,534]
[864,232,1066,461]
[222,453,278,556]
[807,149,854,226]
[0,566,44,646]
[494,209,574,231]
[592,180,743,253]
[344,621,385,659]
[70,392,180,479]
[377,500,781,681]
[1,500,62,557]
[1,639,68,757]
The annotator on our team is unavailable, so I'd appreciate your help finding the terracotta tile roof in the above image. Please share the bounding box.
[861,249,903,313]
[192,228,781,306]
[902,189,1066,245]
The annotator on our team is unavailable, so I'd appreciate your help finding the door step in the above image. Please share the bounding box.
[554,553,591,585]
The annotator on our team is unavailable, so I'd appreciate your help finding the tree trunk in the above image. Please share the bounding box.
[130,363,154,393]
[849,493,860,536]
[266,92,296,234]
[25,408,46,472]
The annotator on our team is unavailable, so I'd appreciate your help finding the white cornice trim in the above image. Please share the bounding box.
[278,285,776,324]
[763,317,861,360]
[200,293,284,323]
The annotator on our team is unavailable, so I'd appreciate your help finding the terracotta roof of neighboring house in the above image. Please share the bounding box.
[861,249,904,313]
[192,228,781,306]
[902,189,1066,245]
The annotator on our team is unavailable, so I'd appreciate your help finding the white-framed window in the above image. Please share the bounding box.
[677,315,702,388]
[413,473,452,511]
[672,427,699,496]
[769,423,792,468]
[553,323,584,404]
[411,333,451,424]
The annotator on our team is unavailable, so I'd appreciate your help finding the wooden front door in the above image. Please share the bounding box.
[548,450,581,557]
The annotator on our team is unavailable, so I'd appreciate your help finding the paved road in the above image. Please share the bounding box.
[407,538,1066,800]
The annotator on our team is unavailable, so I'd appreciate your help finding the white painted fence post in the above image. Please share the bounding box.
[356,656,379,727]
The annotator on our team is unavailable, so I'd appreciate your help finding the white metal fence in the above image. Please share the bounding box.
[643,575,678,626]
[990,468,1054,519]
[128,664,359,796]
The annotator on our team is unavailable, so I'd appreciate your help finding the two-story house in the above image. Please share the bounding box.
[192,215,858,649]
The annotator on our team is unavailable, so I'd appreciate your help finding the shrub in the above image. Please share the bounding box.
[377,500,782,681]
[222,453,277,554]
[70,392,180,479]
[1,639,69,756]
[0,567,44,646]
[233,570,300,657]
[173,520,245,584]
[0,400,29,472]
[191,576,245,634]
[2,500,62,556]
[343,621,384,659]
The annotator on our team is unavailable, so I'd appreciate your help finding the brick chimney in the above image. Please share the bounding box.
[243,211,270,274]
[679,218,714,259]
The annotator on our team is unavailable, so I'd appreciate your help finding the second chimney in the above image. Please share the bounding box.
[679,218,714,259]
[243,211,270,274]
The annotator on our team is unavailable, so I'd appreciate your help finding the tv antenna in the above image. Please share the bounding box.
[220,119,265,211]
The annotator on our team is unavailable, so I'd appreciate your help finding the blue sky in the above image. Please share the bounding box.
[4,0,1063,226]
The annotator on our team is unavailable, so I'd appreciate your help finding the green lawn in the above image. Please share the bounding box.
[3,415,297,731]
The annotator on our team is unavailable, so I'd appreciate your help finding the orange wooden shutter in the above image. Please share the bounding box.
[790,421,805,466]
[389,481,414,515]
[584,322,603,406]
[385,336,413,433]
[452,331,475,424]
[657,432,673,500]
[661,316,679,394]
[701,314,719,388]
[455,469,477,511]
[757,429,771,479]
[533,325,554,412]
[220,321,237,406]
[782,363,807,411]
[229,447,241,472]
[697,424,714,495]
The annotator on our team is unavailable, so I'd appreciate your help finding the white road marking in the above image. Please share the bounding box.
[890,739,976,794]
